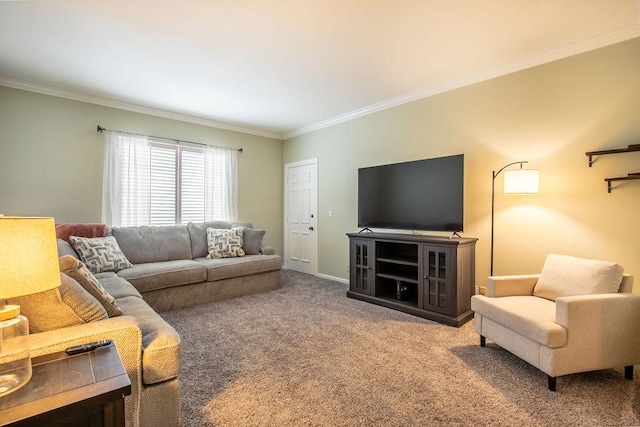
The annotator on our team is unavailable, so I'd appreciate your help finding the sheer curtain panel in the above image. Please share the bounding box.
[101,131,238,227]
[102,131,150,227]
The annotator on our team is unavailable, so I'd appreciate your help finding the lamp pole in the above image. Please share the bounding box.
[490,161,528,276]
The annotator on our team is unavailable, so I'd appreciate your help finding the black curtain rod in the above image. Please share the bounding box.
[96,125,243,153]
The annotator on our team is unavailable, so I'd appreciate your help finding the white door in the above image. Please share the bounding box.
[284,159,317,275]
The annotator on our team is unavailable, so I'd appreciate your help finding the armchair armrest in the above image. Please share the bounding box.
[556,293,640,330]
[555,294,640,365]
[480,274,539,297]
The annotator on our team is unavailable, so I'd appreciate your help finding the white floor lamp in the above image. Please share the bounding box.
[491,161,539,276]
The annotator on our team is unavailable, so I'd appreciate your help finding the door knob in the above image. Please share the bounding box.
[309,226,314,231]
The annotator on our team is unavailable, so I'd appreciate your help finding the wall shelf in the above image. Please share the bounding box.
[586,144,640,192]
[605,173,640,193]
[585,144,640,167]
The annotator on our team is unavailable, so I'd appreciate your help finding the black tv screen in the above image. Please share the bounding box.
[358,154,464,232]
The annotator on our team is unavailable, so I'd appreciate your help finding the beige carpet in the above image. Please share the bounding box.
[161,270,640,426]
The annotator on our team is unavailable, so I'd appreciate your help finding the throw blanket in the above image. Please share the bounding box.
[56,223,106,244]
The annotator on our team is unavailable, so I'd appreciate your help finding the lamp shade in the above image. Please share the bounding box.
[503,169,539,194]
[0,217,61,300]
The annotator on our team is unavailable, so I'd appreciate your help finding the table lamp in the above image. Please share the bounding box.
[0,216,61,397]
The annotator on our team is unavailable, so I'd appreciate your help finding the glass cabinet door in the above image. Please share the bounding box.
[350,239,374,296]
[423,246,452,314]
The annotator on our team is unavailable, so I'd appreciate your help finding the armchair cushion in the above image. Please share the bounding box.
[471,295,567,348]
[533,254,623,301]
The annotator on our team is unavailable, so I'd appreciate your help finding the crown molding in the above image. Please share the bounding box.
[3,19,639,143]
[284,22,640,140]
[0,76,284,140]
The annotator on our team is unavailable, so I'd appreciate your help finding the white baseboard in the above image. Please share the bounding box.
[282,266,349,285]
[316,273,349,284]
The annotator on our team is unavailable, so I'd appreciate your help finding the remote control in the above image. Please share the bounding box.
[65,339,113,355]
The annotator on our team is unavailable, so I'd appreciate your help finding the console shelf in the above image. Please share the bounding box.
[348,233,477,327]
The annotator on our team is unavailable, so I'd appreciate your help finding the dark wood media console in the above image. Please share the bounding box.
[347,232,477,327]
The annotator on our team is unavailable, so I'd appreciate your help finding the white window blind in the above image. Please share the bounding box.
[102,131,237,227]
[149,144,177,226]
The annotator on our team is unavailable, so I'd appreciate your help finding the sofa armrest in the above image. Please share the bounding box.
[260,245,276,255]
[555,293,640,362]
[27,316,143,427]
[481,274,539,297]
[28,315,142,360]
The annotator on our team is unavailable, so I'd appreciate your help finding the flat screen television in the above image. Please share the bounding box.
[358,154,464,232]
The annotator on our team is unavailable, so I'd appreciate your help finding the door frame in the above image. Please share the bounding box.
[283,158,318,275]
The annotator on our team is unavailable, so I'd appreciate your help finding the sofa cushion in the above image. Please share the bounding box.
[116,296,181,385]
[188,221,253,258]
[57,238,80,259]
[243,228,266,255]
[95,272,143,299]
[70,236,133,273]
[195,254,282,282]
[117,260,207,293]
[471,295,567,348]
[111,225,193,264]
[533,254,624,301]
[59,255,123,317]
[206,227,245,258]
[8,273,108,333]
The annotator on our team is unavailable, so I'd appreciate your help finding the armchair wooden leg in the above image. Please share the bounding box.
[480,336,486,347]
[625,366,634,380]
[547,375,556,392]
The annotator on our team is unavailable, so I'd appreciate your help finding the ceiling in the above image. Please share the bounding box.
[1,1,639,140]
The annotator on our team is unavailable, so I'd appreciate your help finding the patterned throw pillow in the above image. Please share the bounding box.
[70,236,133,274]
[206,227,245,258]
[7,273,108,333]
[59,255,123,317]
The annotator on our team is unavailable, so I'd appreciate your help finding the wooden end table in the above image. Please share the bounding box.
[0,341,131,427]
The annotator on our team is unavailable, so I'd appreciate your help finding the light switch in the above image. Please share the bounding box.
[328,210,333,218]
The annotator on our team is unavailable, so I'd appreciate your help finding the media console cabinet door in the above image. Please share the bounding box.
[422,245,455,316]
[349,238,375,296]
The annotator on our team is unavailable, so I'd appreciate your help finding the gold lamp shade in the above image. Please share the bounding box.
[0,217,61,303]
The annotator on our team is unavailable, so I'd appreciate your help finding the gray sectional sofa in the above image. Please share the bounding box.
[30,220,282,427]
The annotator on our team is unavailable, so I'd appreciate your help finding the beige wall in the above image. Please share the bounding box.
[284,37,640,286]
[0,87,284,254]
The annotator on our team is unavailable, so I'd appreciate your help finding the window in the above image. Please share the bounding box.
[102,131,237,227]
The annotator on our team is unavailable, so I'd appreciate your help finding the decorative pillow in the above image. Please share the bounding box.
[55,223,107,244]
[70,236,133,273]
[533,254,624,301]
[206,227,245,258]
[57,238,80,259]
[59,255,123,317]
[243,228,266,255]
[7,273,108,333]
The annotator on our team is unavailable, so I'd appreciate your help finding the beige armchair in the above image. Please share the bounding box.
[471,254,640,391]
